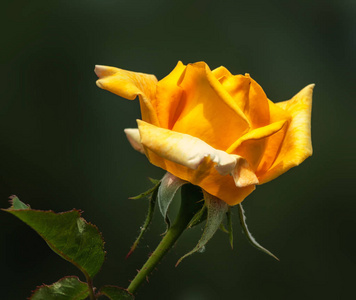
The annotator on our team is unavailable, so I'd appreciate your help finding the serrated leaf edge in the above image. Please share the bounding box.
[28,276,89,300]
[5,207,106,279]
[99,285,135,299]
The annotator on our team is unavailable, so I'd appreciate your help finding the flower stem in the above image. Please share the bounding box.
[127,217,187,294]
[127,184,203,295]
[85,274,96,300]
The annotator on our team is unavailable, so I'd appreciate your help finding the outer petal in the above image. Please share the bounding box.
[124,128,145,154]
[95,65,159,126]
[171,62,250,150]
[138,120,237,174]
[257,84,314,184]
[137,120,257,206]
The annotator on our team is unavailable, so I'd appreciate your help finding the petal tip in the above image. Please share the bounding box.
[94,65,117,78]
[94,65,105,77]
[124,128,145,154]
[299,83,315,99]
[232,157,259,188]
[95,79,103,89]
[136,119,145,127]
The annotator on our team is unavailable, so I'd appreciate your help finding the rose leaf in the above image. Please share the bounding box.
[3,196,106,279]
[30,276,89,300]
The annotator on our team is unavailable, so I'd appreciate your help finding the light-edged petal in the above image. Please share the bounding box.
[171,62,250,150]
[124,128,145,154]
[258,84,314,184]
[124,125,167,171]
[231,155,259,188]
[137,120,258,206]
[95,65,159,126]
[138,120,236,175]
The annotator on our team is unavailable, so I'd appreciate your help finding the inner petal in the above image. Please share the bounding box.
[171,62,250,151]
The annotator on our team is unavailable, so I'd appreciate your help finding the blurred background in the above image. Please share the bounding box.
[1,0,355,299]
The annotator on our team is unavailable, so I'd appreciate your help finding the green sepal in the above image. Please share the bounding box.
[129,179,160,200]
[3,197,105,279]
[126,181,160,258]
[187,202,206,228]
[238,203,279,261]
[176,192,228,266]
[148,177,160,185]
[226,208,233,249]
[219,223,229,233]
[30,276,89,300]
[100,286,134,300]
[219,208,234,248]
[158,172,186,230]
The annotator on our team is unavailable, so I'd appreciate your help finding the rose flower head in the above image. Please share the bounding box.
[95,61,313,206]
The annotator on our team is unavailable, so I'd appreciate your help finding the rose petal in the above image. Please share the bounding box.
[137,120,237,175]
[215,71,270,129]
[212,66,232,80]
[257,84,314,184]
[155,61,186,129]
[137,120,258,205]
[124,128,145,154]
[255,100,291,175]
[171,62,250,150]
[227,120,288,170]
[231,155,259,187]
[95,65,159,126]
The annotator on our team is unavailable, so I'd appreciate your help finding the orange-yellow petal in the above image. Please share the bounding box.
[137,120,257,206]
[227,120,288,170]
[155,61,186,129]
[95,65,159,126]
[230,155,259,188]
[124,128,145,154]
[137,120,237,174]
[216,71,270,129]
[212,66,232,80]
[255,100,291,175]
[171,62,250,150]
[258,84,314,184]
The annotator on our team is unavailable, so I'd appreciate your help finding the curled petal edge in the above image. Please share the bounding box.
[126,121,259,188]
[124,128,145,154]
[258,84,314,184]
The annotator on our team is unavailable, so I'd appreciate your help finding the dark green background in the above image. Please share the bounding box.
[1,0,355,299]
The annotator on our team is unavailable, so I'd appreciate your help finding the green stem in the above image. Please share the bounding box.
[127,184,203,295]
[127,217,187,294]
[85,274,96,300]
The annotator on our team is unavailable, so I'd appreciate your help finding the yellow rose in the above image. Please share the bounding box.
[95,61,313,206]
